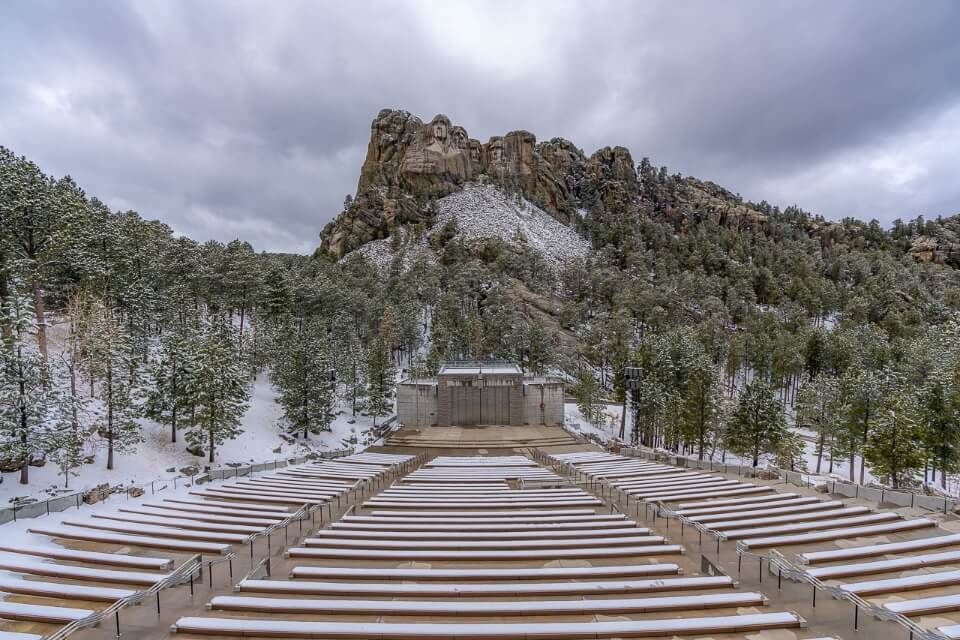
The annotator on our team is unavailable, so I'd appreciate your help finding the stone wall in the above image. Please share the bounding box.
[396,383,438,427]
[522,381,564,426]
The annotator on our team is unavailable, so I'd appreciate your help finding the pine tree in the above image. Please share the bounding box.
[574,369,605,428]
[46,370,89,488]
[0,285,51,484]
[796,374,841,473]
[145,329,197,443]
[87,301,142,470]
[864,395,925,489]
[724,378,788,467]
[272,318,334,439]
[681,361,721,460]
[188,321,249,462]
[366,336,395,427]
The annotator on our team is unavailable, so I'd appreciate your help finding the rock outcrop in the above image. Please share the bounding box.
[321,109,605,257]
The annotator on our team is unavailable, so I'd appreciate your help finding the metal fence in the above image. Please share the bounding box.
[0,447,354,525]
[620,446,960,514]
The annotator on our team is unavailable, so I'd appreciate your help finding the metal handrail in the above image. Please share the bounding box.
[43,553,202,640]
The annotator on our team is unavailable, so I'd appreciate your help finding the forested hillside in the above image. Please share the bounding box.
[4,105,960,495]
[0,147,400,492]
[319,110,960,492]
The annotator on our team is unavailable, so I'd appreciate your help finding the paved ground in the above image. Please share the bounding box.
[18,426,946,640]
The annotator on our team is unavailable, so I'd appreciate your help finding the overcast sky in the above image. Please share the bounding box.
[1,1,958,253]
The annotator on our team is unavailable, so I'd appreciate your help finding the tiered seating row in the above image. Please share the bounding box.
[173,454,806,639]
[0,452,413,634]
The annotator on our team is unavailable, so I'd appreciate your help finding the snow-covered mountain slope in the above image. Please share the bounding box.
[352,182,590,271]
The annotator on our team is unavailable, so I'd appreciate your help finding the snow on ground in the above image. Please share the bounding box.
[0,375,382,505]
[434,182,590,268]
[564,402,624,443]
[347,181,591,272]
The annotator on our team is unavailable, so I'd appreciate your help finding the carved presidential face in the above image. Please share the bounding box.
[453,127,468,149]
[488,139,504,163]
[433,121,448,141]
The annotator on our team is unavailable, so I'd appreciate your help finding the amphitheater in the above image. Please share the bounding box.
[0,423,959,640]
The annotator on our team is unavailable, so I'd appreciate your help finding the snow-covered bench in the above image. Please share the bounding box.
[286,544,683,561]
[678,493,801,510]
[807,550,960,580]
[95,512,264,534]
[331,519,634,533]
[640,486,772,503]
[799,533,960,564]
[362,498,602,508]
[208,592,768,615]
[365,508,601,518]
[717,512,899,540]
[27,525,232,554]
[0,632,42,640]
[677,496,818,518]
[60,518,249,544]
[301,534,664,551]
[120,505,279,527]
[0,602,93,624]
[686,500,847,524]
[246,575,729,596]
[171,612,805,638]
[161,498,290,514]
[0,577,136,601]
[188,489,325,505]
[312,527,646,540]
[702,506,872,530]
[884,593,960,615]
[344,513,622,526]
[217,484,340,498]
[0,544,172,570]
[740,518,936,550]
[841,569,960,596]
[373,492,590,502]
[287,563,682,581]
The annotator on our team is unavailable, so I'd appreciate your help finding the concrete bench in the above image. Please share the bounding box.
[60,518,250,544]
[172,612,804,638]
[0,577,137,601]
[27,525,232,554]
[0,602,93,624]
[740,518,936,550]
[120,505,280,527]
[0,544,172,570]
[717,512,899,540]
[161,498,290,514]
[208,592,768,615]
[331,519,635,533]
[245,575,729,597]
[190,489,327,505]
[96,512,265,534]
[678,493,800,510]
[676,496,816,518]
[363,499,602,509]
[799,533,960,564]
[808,550,960,580]
[368,509,599,517]
[686,500,846,524]
[641,486,772,503]
[0,558,168,585]
[302,534,664,550]
[314,527,647,540]
[287,544,683,561]
[841,569,960,596]
[287,564,682,581]
[884,593,960,615]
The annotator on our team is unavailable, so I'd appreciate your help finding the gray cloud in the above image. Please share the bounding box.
[1,0,958,253]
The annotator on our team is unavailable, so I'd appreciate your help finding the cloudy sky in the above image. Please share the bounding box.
[2,1,958,253]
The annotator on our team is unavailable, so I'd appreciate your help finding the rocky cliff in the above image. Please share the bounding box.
[320,109,642,257]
